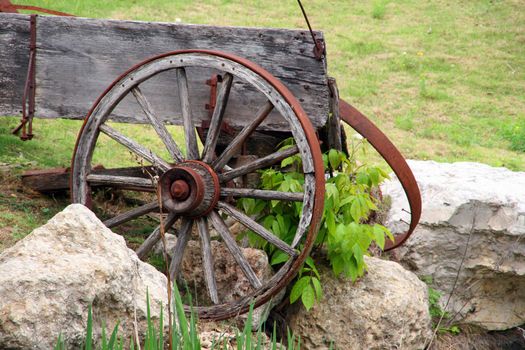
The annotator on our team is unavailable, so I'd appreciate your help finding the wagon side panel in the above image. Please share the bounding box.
[20,15,329,131]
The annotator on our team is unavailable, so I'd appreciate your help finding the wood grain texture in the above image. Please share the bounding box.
[0,14,329,131]
[0,13,30,116]
[202,73,233,163]
[99,124,171,171]
[209,210,262,289]
[169,218,193,280]
[219,187,303,201]
[131,86,184,162]
[177,67,199,160]
[197,217,219,304]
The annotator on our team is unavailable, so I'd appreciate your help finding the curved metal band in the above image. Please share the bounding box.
[339,99,421,251]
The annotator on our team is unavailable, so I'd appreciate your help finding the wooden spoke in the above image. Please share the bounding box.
[220,188,303,202]
[201,73,233,163]
[86,174,155,189]
[131,86,184,162]
[217,201,296,257]
[104,201,160,228]
[208,210,262,289]
[212,101,273,170]
[176,68,199,160]
[218,145,299,183]
[292,173,315,248]
[169,218,193,280]
[99,124,170,171]
[197,217,219,304]
[136,213,178,260]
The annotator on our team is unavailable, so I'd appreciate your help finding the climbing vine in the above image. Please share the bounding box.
[239,137,394,310]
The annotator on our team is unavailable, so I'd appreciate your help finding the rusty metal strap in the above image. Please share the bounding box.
[11,14,37,140]
[339,99,422,251]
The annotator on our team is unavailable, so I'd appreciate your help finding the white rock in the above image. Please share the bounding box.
[383,160,525,330]
[0,204,168,349]
[287,256,431,350]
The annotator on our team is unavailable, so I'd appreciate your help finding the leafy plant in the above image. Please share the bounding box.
[239,138,393,310]
[421,276,461,335]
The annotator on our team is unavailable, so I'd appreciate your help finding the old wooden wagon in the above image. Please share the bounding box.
[0,3,421,320]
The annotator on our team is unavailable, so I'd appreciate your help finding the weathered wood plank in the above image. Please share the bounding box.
[0,13,29,116]
[0,13,329,131]
[21,165,153,192]
[86,174,154,189]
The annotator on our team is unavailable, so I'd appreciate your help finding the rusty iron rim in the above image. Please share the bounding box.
[339,99,421,251]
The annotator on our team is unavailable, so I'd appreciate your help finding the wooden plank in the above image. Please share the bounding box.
[0,14,329,131]
[0,13,29,116]
[86,174,154,189]
[21,165,152,192]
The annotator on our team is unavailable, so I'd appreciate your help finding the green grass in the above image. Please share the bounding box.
[4,0,523,171]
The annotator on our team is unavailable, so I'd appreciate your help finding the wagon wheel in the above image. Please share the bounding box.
[71,50,324,320]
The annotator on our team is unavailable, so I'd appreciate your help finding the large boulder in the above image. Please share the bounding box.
[0,204,168,349]
[383,160,525,330]
[287,256,432,350]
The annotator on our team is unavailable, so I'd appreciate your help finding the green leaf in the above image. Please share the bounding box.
[290,276,311,303]
[328,149,341,169]
[368,167,380,186]
[352,243,364,269]
[312,277,323,300]
[373,225,385,249]
[305,256,320,279]
[281,156,295,168]
[271,250,289,265]
[301,284,315,311]
[356,171,369,185]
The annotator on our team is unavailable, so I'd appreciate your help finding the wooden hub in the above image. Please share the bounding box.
[159,160,220,217]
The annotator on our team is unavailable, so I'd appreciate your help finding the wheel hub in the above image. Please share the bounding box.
[159,160,220,217]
